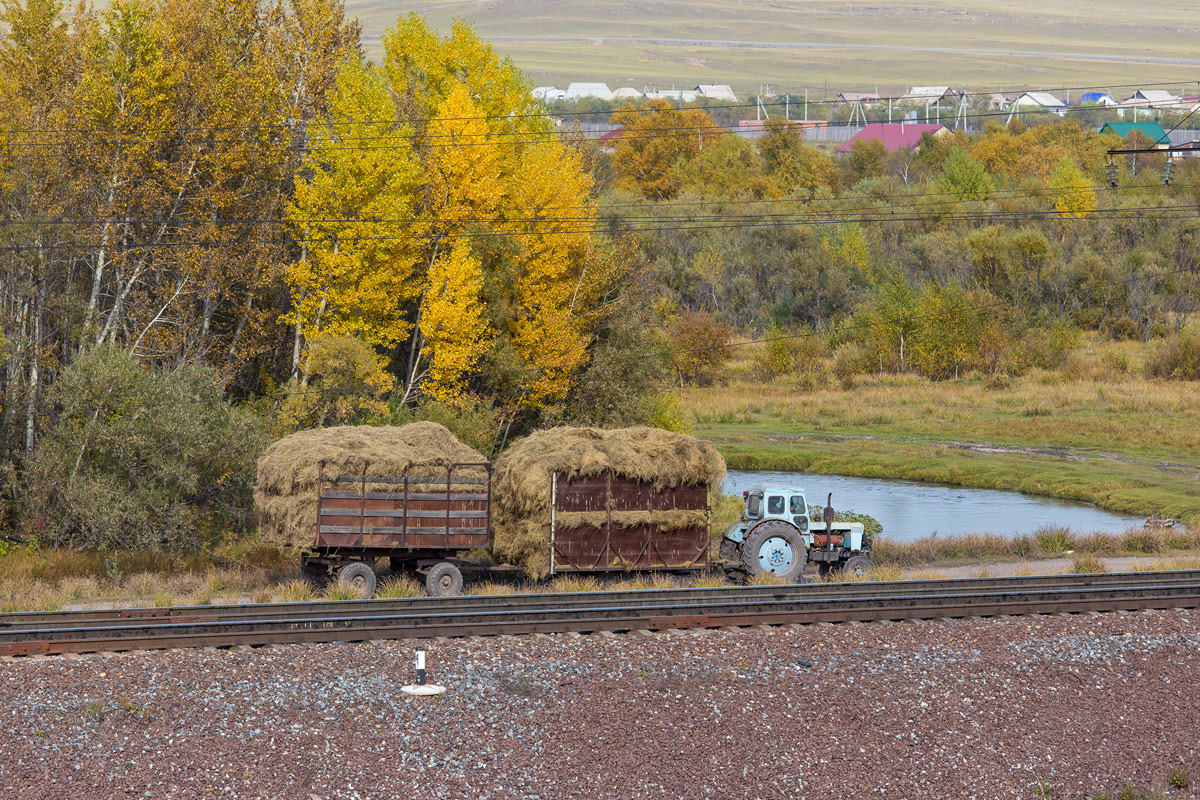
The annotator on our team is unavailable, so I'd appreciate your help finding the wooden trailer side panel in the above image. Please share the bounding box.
[550,473,709,572]
[315,463,491,551]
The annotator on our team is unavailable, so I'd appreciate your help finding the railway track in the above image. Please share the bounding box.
[3,570,1199,657]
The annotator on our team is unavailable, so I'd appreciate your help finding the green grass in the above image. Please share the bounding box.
[364,0,1200,92]
[685,355,1200,529]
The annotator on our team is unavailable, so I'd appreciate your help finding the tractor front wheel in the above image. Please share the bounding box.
[841,555,874,579]
[740,521,807,583]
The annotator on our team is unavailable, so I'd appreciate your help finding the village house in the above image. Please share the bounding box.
[836,123,950,153]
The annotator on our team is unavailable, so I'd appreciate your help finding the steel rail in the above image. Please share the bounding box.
[2,574,1199,656]
[5,570,1200,632]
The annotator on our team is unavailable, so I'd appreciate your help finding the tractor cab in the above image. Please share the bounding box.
[744,487,811,535]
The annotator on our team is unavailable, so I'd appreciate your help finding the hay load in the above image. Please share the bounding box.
[254,422,487,549]
[491,426,726,576]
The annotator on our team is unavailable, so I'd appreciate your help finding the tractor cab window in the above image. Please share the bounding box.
[746,492,762,519]
[789,495,809,531]
[767,495,785,516]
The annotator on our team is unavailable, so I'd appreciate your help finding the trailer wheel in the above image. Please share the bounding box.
[425,562,463,597]
[336,561,377,598]
[741,520,806,582]
[842,555,874,579]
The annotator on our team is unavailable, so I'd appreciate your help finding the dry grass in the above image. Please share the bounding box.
[548,575,604,593]
[377,575,423,599]
[279,579,315,602]
[323,582,366,601]
[1070,554,1108,574]
[1131,556,1200,572]
[467,581,523,596]
[871,526,1200,569]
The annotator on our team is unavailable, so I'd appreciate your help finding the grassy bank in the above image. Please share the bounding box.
[685,342,1200,528]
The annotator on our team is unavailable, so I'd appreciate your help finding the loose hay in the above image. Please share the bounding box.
[254,422,486,549]
[491,426,726,577]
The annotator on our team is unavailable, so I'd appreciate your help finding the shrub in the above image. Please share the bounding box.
[667,312,735,386]
[1146,329,1200,381]
[1168,764,1190,788]
[21,347,268,552]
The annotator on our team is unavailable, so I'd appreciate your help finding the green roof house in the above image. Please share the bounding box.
[1100,121,1169,144]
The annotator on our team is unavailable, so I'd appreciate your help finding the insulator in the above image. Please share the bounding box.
[1163,157,1175,187]
[1105,161,1119,188]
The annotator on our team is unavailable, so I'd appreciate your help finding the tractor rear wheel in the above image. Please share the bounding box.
[719,537,747,583]
[740,520,806,582]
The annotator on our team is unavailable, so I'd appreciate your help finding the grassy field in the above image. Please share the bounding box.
[685,338,1200,528]
[358,0,1200,94]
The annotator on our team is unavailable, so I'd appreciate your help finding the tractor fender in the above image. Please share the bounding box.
[738,517,803,543]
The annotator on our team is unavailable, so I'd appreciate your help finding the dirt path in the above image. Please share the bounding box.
[921,554,1179,579]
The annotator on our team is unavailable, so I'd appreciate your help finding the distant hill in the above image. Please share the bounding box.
[352,0,1200,97]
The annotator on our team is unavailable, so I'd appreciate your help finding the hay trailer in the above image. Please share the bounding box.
[302,460,492,597]
[548,472,709,574]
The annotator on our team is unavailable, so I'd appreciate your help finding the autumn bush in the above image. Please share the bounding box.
[668,312,735,386]
[1146,329,1200,381]
[20,347,267,551]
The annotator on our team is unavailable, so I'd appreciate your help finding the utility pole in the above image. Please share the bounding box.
[785,93,790,121]
[804,89,809,121]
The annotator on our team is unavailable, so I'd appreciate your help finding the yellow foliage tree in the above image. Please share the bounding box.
[282,14,625,420]
[418,241,491,401]
[612,99,719,199]
[284,57,423,369]
[1048,157,1097,219]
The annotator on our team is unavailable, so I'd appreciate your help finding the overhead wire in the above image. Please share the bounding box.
[0,201,1197,253]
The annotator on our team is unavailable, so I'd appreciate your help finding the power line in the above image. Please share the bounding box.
[1,203,1196,253]
[0,180,1193,229]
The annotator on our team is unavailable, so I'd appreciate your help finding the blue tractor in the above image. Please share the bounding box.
[720,485,875,582]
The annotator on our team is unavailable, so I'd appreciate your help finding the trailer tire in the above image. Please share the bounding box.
[741,520,806,582]
[841,555,874,579]
[336,561,377,598]
[425,562,464,597]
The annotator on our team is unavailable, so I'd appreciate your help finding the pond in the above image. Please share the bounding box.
[724,470,1146,543]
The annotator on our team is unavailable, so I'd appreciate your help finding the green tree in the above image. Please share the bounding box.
[936,148,993,201]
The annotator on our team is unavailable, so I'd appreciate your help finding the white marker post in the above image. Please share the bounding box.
[402,646,445,696]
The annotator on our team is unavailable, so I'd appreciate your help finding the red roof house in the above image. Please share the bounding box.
[836,123,950,153]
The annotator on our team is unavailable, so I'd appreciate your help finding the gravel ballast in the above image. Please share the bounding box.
[2,609,1200,799]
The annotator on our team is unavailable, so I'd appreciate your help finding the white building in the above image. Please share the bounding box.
[532,86,567,101]
[564,82,614,101]
[899,86,957,104]
[612,87,643,100]
[645,88,700,103]
[1120,89,1184,109]
[695,84,738,102]
[1009,91,1066,113]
